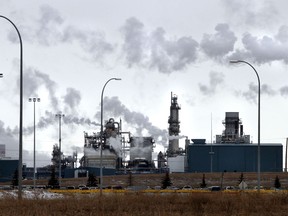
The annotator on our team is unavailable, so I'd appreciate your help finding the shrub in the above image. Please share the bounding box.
[161,172,172,189]
[274,175,281,189]
[200,173,207,188]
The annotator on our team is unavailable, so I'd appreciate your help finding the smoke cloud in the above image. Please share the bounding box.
[24,67,59,110]
[120,17,146,67]
[235,83,281,103]
[96,96,168,145]
[222,0,279,28]
[227,26,288,64]
[23,110,100,136]
[200,23,237,59]
[280,86,288,97]
[5,2,288,75]
[21,66,99,135]
[108,137,122,156]
[121,17,199,73]
[63,88,81,113]
[7,5,115,62]
[199,71,225,96]
[0,120,18,158]
[36,5,64,46]
[6,4,288,73]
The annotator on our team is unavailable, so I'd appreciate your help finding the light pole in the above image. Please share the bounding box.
[0,15,23,199]
[229,60,261,192]
[28,97,40,189]
[55,113,64,187]
[100,78,121,196]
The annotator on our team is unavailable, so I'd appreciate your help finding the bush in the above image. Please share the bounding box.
[161,172,172,189]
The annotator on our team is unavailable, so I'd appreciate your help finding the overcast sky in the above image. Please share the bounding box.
[1,0,288,167]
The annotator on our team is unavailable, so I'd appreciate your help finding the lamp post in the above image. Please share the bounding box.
[100,78,121,196]
[0,15,23,199]
[229,60,261,192]
[55,113,64,187]
[28,97,40,189]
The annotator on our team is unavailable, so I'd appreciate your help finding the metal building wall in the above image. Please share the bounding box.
[0,160,18,182]
[187,144,282,172]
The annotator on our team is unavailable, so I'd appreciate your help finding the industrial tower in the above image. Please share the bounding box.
[215,112,250,143]
[167,92,181,156]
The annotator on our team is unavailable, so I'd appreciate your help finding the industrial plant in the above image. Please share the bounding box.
[79,118,156,175]
[0,92,283,181]
[75,92,283,176]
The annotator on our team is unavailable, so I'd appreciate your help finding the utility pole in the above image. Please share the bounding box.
[28,97,40,189]
[55,113,64,187]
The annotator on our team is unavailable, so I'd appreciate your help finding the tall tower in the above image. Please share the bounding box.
[215,112,250,144]
[167,92,181,156]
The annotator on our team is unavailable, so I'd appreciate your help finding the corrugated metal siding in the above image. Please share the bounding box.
[187,144,282,172]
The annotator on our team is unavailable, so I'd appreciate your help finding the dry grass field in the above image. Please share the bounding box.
[0,192,288,215]
[1,172,288,215]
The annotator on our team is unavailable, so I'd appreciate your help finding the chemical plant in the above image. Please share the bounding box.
[79,118,156,175]
[76,92,282,176]
[0,92,283,181]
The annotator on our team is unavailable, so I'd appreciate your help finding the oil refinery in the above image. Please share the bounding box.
[73,92,283,177]
[0,91,283,181]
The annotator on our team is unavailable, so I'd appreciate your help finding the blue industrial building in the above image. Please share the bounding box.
[187,142,282,172]
[186,112,283,173]
[0,159,18,182]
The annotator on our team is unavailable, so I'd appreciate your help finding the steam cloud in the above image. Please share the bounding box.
[6,4,288,74]
[23,111,100,136]
[235,83,283,103]
[96,96,168,146]
[199,71,225,96]
[5,1,288,73]
[200,23,237,60]
[121,17,199,73]
[280,86,288,97]
[7,5,115,62]
[24,67,58,110]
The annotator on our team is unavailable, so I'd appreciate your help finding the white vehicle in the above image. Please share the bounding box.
[182,185,193,190]
[225,186,235,190]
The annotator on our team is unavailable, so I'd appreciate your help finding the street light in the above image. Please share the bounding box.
[0,15,23,199]
[28,97,40,189]
[229,60,261,192]
[55,113,65,187]
[100,78,121,196]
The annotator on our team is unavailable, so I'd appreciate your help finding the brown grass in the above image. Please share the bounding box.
[1,172,287,215]
[0,192,288,215]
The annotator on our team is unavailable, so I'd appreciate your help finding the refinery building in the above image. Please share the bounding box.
[78,92,282,176]
[0,92,283,182]
[163,93,283,173]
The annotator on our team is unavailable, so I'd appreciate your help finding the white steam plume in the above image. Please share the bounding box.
[121,17,199,73]
[198,71,225,96]
[95,96,168,146]
[200,23,237,60]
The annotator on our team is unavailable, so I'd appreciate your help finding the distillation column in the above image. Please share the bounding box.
[167,92,181,156]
